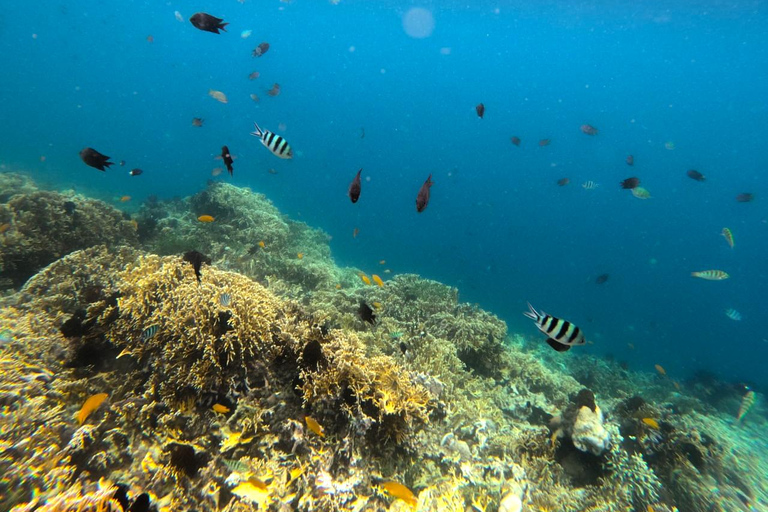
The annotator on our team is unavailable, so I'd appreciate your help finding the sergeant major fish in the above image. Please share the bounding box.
[250,122,293,159]
[523,303,586,352]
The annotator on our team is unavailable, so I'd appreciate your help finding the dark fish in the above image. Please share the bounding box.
[557,178,570,187]
[626,155,634,166]
[523,303,586,352]
[510,136,521,146]
[189,12,228,34]
[129,168,143,176]
[476,103,485,119]
[127,493,151,512]
[192,117,204,127]
[252,42,270,57]
[399,341,408,354]
[357,302,376,324]
[580,124,598,135]
[221,146,234,176]
[248,71,260,80]
[620,177,640,189]
[141,325,159,342]
[63,201,76,215]
[119,160,126,166]
[348,168,362,203]
[736,193,754,203]
[686,169,705,182]
[539,139,551,147]
[183,250,211,283]
[416,174,433,213]
[595,273,610,284]
[267,83,280,97]
[79,147,113,171]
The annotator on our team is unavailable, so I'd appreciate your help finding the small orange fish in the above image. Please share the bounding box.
[212,403,230,414]
[258,240,266,248]
[654,364,666,376]
[305,416,324,437]
[380,481,417,507]
[208,89,228,103]
[297,253,304,259]
[335,283,342,290]
[76,393,109,425]
[379,260,386,265]
[198,215,215,223]
[120,195,131,202]
[372,274,384,287]
[360,274,372,286]
[641,418,660,429]
[0,223,11,234]
[353,227,360,238]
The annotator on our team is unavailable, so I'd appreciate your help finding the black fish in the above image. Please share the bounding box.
[686,169,706,182]
[79,147,113,171]
[595,273,610,285]
[357,302,376,325]
[416,174,433,213]
[63,201,76,215]
[476,103,485,119]
[183,250,211,283]
[221,146,234,176]
[620,177,640,189]
[557,178,570,187]
[189,12,228,34]
[736,192,754,203]
[348,168,362,203]
[129,168,143,176]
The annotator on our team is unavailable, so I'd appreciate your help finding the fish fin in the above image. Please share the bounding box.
[250,122,263,138]
[522,302,540,321]
[545,338,571,352]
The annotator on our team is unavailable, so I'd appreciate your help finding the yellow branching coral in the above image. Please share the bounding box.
[9,482,124,512]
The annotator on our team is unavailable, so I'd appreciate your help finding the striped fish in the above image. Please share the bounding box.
[523,303,586,352]
[691,270,729,280]
[141,325,159,342]
[250,122,293,159]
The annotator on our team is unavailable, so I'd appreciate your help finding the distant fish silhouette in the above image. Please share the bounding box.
[221,146,234,176]
[416,174,433,213]
[626,155,634,166]
[475,103,485,119]
[686,169,706,182]
[595,273,610,285]
[348,168,362,203]
[580,124,598,135]
[510,136,521,146]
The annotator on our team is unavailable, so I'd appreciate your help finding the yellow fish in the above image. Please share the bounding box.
[305,416,325,437]
[372,302,382,309]
[198,215,215,223]
[372,274,384,287]
[335,283,342,289]
[641,418,660,429]
[212,403,230,414]
[654,364,666,376]
[208,89,228,103]
[691,270,729,280]
[258,240,266,248]
[297,252,304,259]
[721,227,734,249]
[120,195,131,202]
[380,481,417,507]
[0,223,10,234]
[76,393,109,425]
[360,273,371,286]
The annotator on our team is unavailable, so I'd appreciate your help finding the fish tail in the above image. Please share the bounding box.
[250,122,263,138]
[523,302,541,322]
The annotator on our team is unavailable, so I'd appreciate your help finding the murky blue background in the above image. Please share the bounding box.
[1,0,766,387]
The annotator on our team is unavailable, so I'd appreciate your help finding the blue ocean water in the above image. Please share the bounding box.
[0,0,766,388]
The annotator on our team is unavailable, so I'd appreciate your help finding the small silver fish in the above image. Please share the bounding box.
[725,308,742,321]
[523,303,586,352]
[220,293,231,307]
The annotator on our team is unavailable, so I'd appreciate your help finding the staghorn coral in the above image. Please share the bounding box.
[0,190,138,289]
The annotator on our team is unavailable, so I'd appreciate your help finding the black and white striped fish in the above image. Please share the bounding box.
[523,303,586,352]
[250,122,293,159]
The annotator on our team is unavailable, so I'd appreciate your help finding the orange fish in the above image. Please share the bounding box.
[360,274,372,286]
[379,260,386,265]
[539,139,551,147]
[380,481,417,507]
[372,274,384,287]
[76,393,108,424]
[654,364,666,376]
[297,253,304,259]
[198,215,215,223]
[120,195,131,202]
[212,403,230,414]
[305,416,324,437]
[335,283,342,290]
[0,223,10,234]
[258,240,266,248]
[641,418,660,429]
